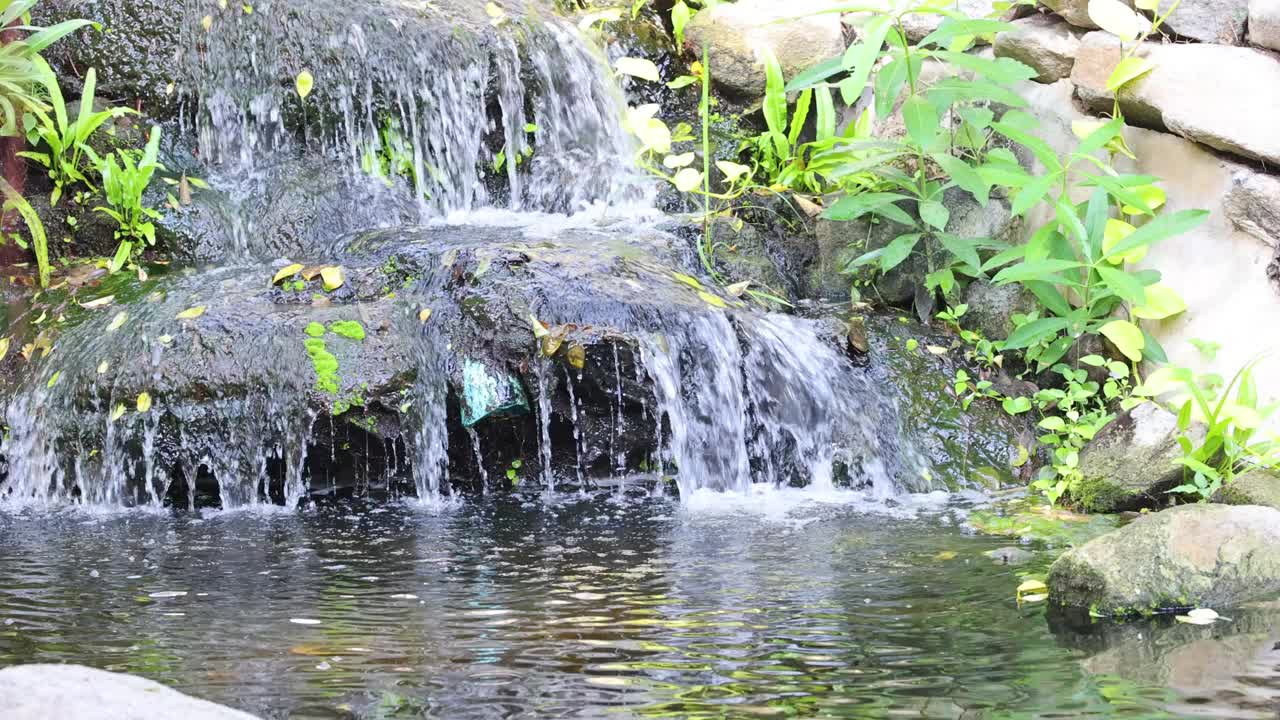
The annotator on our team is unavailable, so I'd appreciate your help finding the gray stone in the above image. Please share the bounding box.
[987,546,1037,565]
[1212,469,1280,510]
[1072,32,1280,166]
[1224,170,1280,246]
[0,664,259,719]
[684,0,846,100]
[993,14,1082,83]
[1156,0,1249,44]
[1048,504,1280,613]
[1041,0,1098,29]
[897,0,1008,43]
[1253,0,1280,50]
[962,281,1038,341]
[1072,402,1206,512]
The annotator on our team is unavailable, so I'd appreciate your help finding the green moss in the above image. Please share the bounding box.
[329,320,366,341]
[304,337,340,395]
[1069,476,1133,514]
[304,322,326,338]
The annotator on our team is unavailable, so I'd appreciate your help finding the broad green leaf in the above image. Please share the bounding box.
[1095,265,1146,306]
[822,192,913,222]
[992,120,1062,172]
[874,57,909,120]
[785,55,845,92]
[1003,396,1033,414]
[938,233,981,272]
[932,153,990,206]
[1122,183,1166,215]
[827,14,892,100]
[1132,283,1187,319]
[1107,56,1154,92]
[815,86,836,141]
[1100,319,1145,361]
[1104,209,1209,261]
[919,199,949,231]
[881,233,923,272]
[993,258,1085,285]
[902,95,939,149]
[1102,219,1145,264]
[920,18,1017,47]
[931,51,1038,85]
[1003,317,1071,349]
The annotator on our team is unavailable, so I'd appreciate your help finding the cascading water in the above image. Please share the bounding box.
[0,1,963,511]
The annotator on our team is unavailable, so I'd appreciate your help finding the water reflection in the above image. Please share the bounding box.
[0,493,1278,718]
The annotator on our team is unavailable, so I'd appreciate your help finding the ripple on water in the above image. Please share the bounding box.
[1,491,1279,719]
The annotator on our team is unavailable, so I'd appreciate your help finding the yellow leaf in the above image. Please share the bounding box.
[1102,219,1143,265]
[176,306,206,320]
[934,551,957,561]
[201,14,213,31]
[79,295,115,309]
[0,337,8,362]
[528,313,550,339]
[698,290,728,309]
[926,345,949,355]
[1132,283,1186,320]
[136,392,153,413]
[663,152,696,169]
[673,168,703,193]
[1087,0,1148,41]
[320,266,345,292]
[110,403,126,422]
[671,272,704,290]
[725,280,751,297]
[567,344,586,370]
[715,161,752,183]
[273,263,304,284]
[295,70,314,100]
[1099,320,1145,362]
[1016,579,1047,594]
[615,57,660,83]
[107,311,127,331]
[418,308,433,323]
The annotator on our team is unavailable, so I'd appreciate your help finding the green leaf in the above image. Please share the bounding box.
[1106,56,1155,92]
[1099,320,1145,362]
[992,120,1061,172]
[874,57,909,120]
[1002,396,1033,415]
[822,192,913,222]
[902,95,939,149]
[295,70,314,99]
[785,55,845,92]
[1088,0,1148,41]
[938,233,981,272]
[761,49,788,137]
[919,18,1018,47]
[993,258,1085,285]
[827,14,892,99]
[615,57,660,83]
[1004,317,1071,349]
[814,86,836,142]
[881,233,923,271]
[919,200,949,231]
[931,153,990,206]
[1095,265,1146,306]
[931,51,1038,85]
[1104,209,1210,261]
[1011,171,1059,216]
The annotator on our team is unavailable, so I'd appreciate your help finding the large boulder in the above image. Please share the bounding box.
[1071,32,1280,167]
[1254,0,1280,50]
[684,0,846,100]
[961,281,1038,341]
[1213,469,1280,510]
[992,13,1082,83]
[1070,403,1204,512]
[0,665,258,719]
[1048,504,1280,613]
[1040,0,1098,29]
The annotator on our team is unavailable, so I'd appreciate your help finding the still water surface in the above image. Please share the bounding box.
[2,489,1279,719]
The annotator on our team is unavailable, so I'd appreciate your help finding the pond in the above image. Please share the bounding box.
[2,488,1279,719]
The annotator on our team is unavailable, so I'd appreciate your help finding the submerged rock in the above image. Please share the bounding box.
[1212,469,1280,510]
[0,664,258,720]
[1048,504,1280,613]
[1070,403,1204,513]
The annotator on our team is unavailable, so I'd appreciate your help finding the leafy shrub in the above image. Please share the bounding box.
[85,126,164,272]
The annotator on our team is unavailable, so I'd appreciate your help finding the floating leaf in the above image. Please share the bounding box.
[79,295,115,309]
[176,306,206,320]
[110,403,126,422]
[1176,608,1221,625]
[97,360,109,374]
[47,370,61,388]
[136,392,153,413]
[273,263,304,284]
[320,266,345,292]
[295,70,314,100]
[418,308,433,323]
[107,312,127,331]
[697,290,728,309]
[567,344,586,370]
[615,57,660,83]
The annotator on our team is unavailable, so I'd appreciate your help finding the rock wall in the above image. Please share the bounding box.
[992,9,1280,404]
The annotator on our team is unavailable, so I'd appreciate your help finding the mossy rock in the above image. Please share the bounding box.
[1048,504,1280,614]
[1212,469,1280,510]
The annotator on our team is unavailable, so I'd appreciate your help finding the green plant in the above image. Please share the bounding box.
[0,1,95,137]
[86,125,164,272]
[19,66,134,204]
[362,117,417,189]
[0,175,47,286]
[1139,355,1280,501]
